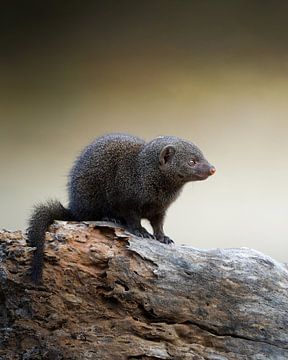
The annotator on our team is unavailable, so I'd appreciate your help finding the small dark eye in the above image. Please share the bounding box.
[188,159,196,166]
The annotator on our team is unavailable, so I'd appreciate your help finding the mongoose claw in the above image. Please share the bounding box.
[158,236,174,245]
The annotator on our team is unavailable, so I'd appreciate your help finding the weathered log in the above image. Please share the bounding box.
[0,221,287,359]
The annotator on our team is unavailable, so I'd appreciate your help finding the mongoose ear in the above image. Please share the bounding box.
[159,145,176,166]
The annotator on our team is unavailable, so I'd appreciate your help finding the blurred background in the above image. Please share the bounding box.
[1,1,287,261]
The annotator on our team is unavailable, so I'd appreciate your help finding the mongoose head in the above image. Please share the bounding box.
[159,139,216,183]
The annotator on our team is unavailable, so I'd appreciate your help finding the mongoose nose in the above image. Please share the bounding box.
[210,166,216,175]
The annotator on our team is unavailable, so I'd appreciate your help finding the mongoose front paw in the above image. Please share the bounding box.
[157,236,174,244]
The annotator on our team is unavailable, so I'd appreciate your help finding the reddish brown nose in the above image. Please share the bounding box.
[210,166,216,175]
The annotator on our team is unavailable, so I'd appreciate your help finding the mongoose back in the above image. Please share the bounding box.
[28,133,216,283]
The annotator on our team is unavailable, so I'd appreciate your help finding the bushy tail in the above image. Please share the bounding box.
[27,199,72,284]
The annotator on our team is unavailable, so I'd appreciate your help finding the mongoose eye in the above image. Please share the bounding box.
[188,159,196,166]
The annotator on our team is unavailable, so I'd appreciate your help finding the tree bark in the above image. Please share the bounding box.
[0,221,287,359]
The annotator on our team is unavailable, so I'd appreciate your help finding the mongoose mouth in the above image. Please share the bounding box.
[194,174,210,181]
[194,166,216,181]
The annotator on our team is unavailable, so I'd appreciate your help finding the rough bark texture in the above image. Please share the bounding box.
[0,221,287,360]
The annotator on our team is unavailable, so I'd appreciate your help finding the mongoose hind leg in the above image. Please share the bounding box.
[101,215,153,239]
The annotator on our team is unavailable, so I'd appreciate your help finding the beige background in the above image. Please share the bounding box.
[1,2,287,261]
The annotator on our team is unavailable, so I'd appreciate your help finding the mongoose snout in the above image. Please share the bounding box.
[210,166,216,175]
